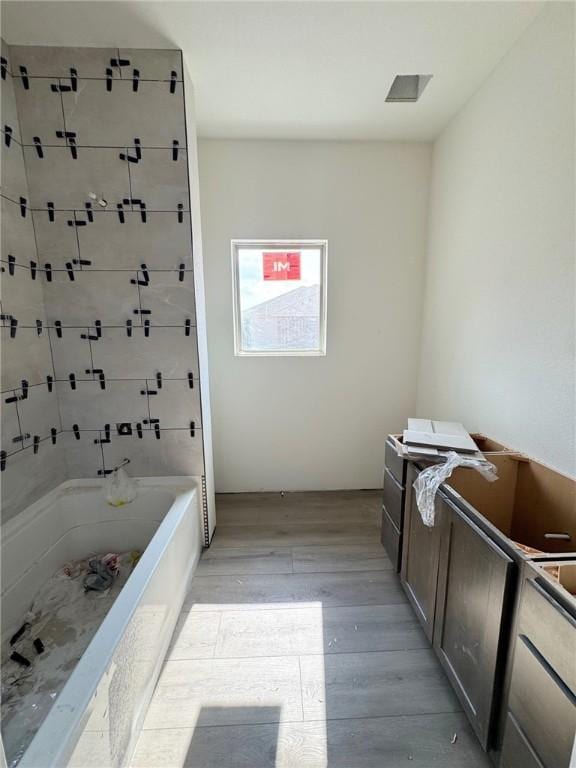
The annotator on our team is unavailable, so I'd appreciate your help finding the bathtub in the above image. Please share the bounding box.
[1,477,203,768]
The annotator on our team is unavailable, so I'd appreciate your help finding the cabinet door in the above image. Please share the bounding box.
[400,464,446,641]
[433,497,513,750]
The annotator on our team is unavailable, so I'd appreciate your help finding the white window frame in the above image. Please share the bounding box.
[231,239,328,357]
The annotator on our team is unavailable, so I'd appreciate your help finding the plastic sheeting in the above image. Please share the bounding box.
[413,451,498,527]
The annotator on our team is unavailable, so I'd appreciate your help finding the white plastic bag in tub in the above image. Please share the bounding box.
[106,465,137,507]
[413,451,498,527]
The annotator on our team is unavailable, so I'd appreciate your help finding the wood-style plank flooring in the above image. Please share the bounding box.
[131,491,491,767]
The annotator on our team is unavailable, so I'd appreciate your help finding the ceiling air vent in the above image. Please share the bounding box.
[385,74,432,103]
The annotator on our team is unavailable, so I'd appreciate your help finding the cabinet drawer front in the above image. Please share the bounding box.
[381,505,401,572]
[383,467,405,529]
[501,713,545,768]
[518,578,576,694]
[508,635,576,768]
[385,438,405,486]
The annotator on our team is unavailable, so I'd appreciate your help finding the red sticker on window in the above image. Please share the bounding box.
[263,252,301,281]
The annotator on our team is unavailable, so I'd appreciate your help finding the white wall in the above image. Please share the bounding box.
[199,140,431,491]
[417,3,575,477]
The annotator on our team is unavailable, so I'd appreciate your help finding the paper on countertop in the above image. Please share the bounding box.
[403,419,478,453]
[394,419,485,463]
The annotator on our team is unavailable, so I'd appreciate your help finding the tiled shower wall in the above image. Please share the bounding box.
[1,43,206,525]
[1,40,67,519]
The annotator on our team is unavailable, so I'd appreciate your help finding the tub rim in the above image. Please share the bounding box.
[2,477,194,543]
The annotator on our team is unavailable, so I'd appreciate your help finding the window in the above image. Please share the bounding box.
[231,240,327,356]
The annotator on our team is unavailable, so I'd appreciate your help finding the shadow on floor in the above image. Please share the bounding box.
[183,707,279,768]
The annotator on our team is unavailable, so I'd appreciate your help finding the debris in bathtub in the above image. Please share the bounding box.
[105,459,137,506]
[129,550,142,568]
[83,553,121,592]
[9,623,29,646]
[62,559,85,579]
[33,639,45,655]
[9,652,31,668]
[102,552,121,571]
[1,551,135,768]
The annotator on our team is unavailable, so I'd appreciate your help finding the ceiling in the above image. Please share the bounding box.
[2,1,544,140]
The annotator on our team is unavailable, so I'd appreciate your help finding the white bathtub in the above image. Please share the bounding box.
[1,477,203,768]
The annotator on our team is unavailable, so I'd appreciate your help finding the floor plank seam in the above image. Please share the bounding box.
[205,544,384,550]
[183,602,411,613]
[196,571,295,576]
[179,601,415,614]
[195,569,392,577]
[190,569,392,580]
[139,709,466,733]
[162,647,437,664]
[288,569,393,576]
[297,655,305,722]
[191,648,431,661]
[213,611,223,658]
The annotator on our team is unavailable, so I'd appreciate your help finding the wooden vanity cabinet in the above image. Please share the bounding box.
[433,495,513,749]
[399,441,576,759]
